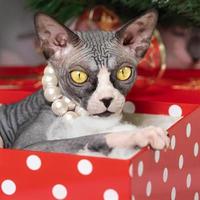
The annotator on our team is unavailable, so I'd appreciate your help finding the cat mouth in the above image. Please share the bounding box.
[94,111,114,117]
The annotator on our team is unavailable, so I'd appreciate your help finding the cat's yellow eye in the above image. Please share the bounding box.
[70,70,88,84]
[116,66,132,81]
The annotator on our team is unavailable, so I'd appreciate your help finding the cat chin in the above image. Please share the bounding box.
[90,112,122,119]
[92,111,114,117]
[87,107,123,118]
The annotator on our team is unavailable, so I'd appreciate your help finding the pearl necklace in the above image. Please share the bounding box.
[42,64,88,120]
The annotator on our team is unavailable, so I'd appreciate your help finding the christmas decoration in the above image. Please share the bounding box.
[74,5,121,31]
[26,0,200,26]
[42,64,88,117]
[137,30,166,79]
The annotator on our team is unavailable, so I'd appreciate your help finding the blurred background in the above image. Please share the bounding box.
[0,0,200,69]
[0,0,44,66]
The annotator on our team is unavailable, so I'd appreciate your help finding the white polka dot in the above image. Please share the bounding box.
[168,105,182,117]
[163,168,168,183]
[194,192,199,200]
[132,195,136,200]
[171,187,176,200]
[77,159,93,175]
[123,101,135,114]
[26,155,42,171]
[146,181,152,197]
[186,123,191,138]
[52,184,67,200]
[129,164,133,177]
[103,189,119,200]
[1,179,16,195]
[179,154,184,170]
[186,173,192,188]
[138,161,144,177]
[171,135,176,150]
[194,142,199,157]
[154,150,160,163]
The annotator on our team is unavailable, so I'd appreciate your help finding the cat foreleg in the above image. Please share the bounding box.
[23,134,112,156]
[105,126,170,150]
[23,126,169,158]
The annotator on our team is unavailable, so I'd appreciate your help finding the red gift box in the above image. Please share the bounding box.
[0,67,200,199]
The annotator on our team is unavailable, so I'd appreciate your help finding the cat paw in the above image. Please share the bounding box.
[136,126,170,150]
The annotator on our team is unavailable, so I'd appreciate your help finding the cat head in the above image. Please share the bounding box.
[35,10,158,117]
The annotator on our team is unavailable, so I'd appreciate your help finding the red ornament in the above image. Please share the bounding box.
[75,5,121,31]
[138,30,166,79]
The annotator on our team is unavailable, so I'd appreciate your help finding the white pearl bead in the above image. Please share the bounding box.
[42,74,58,88]
[68,101,76,110]
[44,66,55,75]
[51,99,68,116]
[75,107,88,116]
[62,97,76,110]
[63,111,79,120]
[44,87,62,102]
[63,96,71,104]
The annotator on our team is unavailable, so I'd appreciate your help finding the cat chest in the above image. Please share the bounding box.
[46,115,123,140]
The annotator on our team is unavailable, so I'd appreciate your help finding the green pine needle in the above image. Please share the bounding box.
[26,0,200,26]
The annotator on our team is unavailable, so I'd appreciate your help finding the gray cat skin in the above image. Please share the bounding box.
[0,10,169,159]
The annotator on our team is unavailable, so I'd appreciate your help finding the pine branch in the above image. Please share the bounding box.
[26,0,200,26]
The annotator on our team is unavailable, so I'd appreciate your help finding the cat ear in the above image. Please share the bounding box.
[116,9,158,60]
[34,13,80,59]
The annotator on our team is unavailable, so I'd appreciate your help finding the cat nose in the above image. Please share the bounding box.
[101,98,113,108]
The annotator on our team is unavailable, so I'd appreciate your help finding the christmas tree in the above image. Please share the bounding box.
[26,0,200,26]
